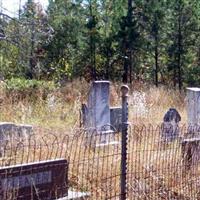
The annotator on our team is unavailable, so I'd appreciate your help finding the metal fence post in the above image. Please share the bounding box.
[120,85,129,200]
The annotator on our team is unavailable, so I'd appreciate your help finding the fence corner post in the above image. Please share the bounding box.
[120,85,129,200]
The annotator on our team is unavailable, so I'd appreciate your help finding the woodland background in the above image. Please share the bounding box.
[0,0,200,91]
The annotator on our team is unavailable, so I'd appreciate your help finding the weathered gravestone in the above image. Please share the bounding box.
[161,108,181,141]
[0,122,33,140]
[182,137,200,171]
[110,107,122,132]
[0,159,68,200]
[180,88,200,170]
[81,81,122,145]
[187,87,200,127]
[0,122,33,156]
[87,81,110,131]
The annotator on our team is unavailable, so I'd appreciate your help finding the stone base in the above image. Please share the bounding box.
[95,140,119,147]
[85,130,119,148]
[58,190,90,200]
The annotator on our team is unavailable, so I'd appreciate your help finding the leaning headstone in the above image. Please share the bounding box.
[161,108,181,141]
[187,87,200,127]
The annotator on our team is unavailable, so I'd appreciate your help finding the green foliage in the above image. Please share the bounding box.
[5,78,55,94]
[185,66,200,86]
[0,0,200,88]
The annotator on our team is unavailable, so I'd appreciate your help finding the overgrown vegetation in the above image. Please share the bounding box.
[0,80,186,128]
[0,2,198,199]
[0,0,200,89]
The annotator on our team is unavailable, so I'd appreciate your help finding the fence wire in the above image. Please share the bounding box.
[127,124,200,200]
[0,124,200,199]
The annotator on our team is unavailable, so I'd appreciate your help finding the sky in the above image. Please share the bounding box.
[1,0,49,17]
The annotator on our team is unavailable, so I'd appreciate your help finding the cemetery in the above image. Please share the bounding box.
[0,81,199,199]
[1,0,200,198]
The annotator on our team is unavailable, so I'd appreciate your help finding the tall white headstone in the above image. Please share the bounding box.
[187,88,200,126]
[87,81,110,131]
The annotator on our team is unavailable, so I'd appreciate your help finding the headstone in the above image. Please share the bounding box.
[187,87,200,126]
[81,104,88,127]
[87,81,110,131]
[110,107,122,132]
[0,122,16,137]
[82,81,122,145]
[0,122,33,139]
[161,108,181,141]
[16,124,33,138]
[82,81,122,131]
[0,122,33,156]
[0,159,68,200]
[0,123,17,157]
[182,138,200,170]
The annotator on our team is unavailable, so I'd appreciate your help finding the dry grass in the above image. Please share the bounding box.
[0,80,187,128]
[129,85,186,125]
[0,80,192,199]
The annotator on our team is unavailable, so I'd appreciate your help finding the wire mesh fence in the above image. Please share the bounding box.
[0,128,122,199]
[127,124,200,200]
[0,124,200,199]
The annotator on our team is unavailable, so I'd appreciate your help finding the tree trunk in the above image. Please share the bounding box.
[123,52,129,83]
[154,13,159,87]
[28,20,35,79]
[177,0,182,91]
[155,39,159,87]
[105,51,110,80]
[127,0,132,84]
[173,67,177,88]
[129,50,132,84]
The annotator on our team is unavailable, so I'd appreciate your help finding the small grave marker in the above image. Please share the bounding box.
[161,108,181,141]
[0,159,68,200]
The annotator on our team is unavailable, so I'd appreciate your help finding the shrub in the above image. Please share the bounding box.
[5,78,56,100]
